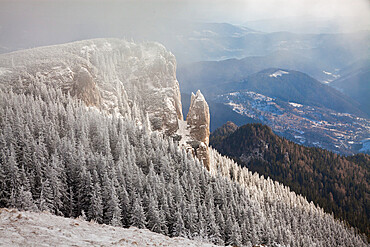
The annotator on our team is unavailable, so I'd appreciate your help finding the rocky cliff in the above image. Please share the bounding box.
[0,38,211,169]
[186,90,211,169]
[0,38,182,135]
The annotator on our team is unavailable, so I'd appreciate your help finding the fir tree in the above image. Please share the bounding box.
[130,195,146,229]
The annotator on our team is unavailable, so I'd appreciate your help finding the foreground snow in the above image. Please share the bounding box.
[0,208,216,247]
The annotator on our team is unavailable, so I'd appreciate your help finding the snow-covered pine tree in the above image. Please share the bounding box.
[0,86,367,246]
[130,194,146,229]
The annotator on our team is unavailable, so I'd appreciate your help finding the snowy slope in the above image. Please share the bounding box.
[0,208,216,247]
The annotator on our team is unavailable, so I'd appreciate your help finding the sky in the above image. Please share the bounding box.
[0,0,369,53]
[1,0,369,27]
[191,0,370,22]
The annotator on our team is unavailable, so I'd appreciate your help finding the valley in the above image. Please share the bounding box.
[179,65,370,155]
[216,90,370,154]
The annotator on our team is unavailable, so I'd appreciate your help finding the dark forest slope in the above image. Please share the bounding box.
[210,122,370,238]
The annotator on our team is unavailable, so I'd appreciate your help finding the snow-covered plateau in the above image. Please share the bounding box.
[0,208,216,247]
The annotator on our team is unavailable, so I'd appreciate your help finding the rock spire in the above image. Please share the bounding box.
[186,90,211,170]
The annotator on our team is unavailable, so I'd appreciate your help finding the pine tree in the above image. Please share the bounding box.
[227,221,242,246]
[38,179,54,212]
[172,208,186,238]
[101,171,112,224]
[146,194,161,233]
[207,206,223,245]
[3,145,20,207]
[130,195,146,229]
[88,182,103,223]
[185,192,198,236]
[119,186,131,227]
[107,184,122,227]
[18,186,37,211]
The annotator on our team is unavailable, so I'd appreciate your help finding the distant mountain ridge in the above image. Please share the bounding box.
[177,28,370,86]
[1,18,369,67]
[229,68,365,117]
[330,61,370,116]
[179,64,369,154]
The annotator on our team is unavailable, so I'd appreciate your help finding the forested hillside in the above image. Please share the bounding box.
[210,123,370,238]
[0,84,367,246]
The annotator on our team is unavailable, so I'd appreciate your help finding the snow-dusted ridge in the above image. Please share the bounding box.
[269,70,289,78]
[0,208,216,247]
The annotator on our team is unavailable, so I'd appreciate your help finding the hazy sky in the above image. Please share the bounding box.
[0,0,369,51]
[193,0,369,22]
[1,0,369,23]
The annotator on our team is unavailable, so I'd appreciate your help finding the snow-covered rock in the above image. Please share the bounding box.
[0,38,183,135]
[0,208,216,247]
[187,90,210,146]
[269,70,289,78]
[0,39,215,170]
[186,90,211,169]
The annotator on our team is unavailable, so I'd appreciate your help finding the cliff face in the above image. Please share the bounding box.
[187,90,210,146]
[185,90,211,170]
[0,38,183,135]
[71,67,102,107]
[0,38,211,169]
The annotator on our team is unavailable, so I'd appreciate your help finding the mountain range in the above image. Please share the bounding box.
[180,65,369,154]
[0,39,368,246]
[1,20,369,67]
[330,60,370,116]
[226,68,364,116]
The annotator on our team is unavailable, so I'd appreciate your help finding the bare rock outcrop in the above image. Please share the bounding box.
[71,67,102,107]
[0,39,213,169]
[186,90,211,170]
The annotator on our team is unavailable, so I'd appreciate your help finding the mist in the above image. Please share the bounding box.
[0,0,369,65]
